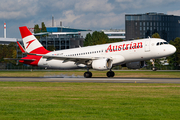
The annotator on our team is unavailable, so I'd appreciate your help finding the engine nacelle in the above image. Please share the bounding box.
[126,61,145,69]
[92,58,112,70]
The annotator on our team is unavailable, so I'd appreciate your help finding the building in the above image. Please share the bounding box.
[125,12,180,42]
[102,29,125,40]
[38,32,84,50]
[46,27,90,33]
[35,26,92,50]
[0,38,17,45]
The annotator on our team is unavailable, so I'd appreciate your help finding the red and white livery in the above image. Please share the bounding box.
[17,26,176,78]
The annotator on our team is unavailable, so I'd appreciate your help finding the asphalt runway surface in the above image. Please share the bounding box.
[0,77,180,83]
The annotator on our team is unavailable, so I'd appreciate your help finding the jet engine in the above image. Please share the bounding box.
[125,61,145,69]
[92,58,112,70]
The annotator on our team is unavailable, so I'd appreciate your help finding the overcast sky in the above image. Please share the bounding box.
[0,0,180,38]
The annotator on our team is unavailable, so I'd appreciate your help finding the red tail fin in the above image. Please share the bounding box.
[19,26,50,54]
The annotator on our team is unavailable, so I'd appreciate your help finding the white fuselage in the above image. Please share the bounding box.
[37,38,176,69]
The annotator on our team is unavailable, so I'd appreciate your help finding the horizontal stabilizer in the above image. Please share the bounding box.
[17,41,26,53]
[4,58,35,61]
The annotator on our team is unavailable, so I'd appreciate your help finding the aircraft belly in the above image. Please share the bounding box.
[122,48,154,62]
[38,58,81,69]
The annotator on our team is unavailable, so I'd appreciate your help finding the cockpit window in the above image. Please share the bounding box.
[163,42,168,44]
[157,42,168,46]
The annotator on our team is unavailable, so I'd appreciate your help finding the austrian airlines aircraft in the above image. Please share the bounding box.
[17,26,176,78]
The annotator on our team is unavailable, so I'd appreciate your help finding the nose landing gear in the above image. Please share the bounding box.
[150,59,157,71]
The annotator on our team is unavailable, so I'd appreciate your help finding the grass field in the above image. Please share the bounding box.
[0,70,180,78]
[0,82,180,120]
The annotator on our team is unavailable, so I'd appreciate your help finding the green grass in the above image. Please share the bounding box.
[0,82,180,119]
[0,70,180,78]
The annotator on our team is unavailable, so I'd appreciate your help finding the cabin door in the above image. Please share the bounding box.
[145,40,150,52]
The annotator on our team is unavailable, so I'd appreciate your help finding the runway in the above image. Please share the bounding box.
[0,77,180,83]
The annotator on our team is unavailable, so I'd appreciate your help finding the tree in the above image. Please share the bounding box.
[84,33,92,46]
[34,24,40,33]
[41,22,47,32]
[0,43,16,64]
[94,31,108,45]
[34,24,41,40]
[84,31,115,46]
[167,37,180,69]
[152,33,161,38]
[107,38,123,43]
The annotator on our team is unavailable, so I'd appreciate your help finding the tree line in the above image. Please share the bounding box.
[84,31,123,46]
[168,38,180,69]
[0,43,16,64]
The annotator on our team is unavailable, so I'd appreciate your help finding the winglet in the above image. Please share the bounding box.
[17,41,26,53]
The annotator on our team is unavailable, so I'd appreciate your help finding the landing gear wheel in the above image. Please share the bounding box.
[152,67,157,71]
[84,72,92,78]
[106,71,115,78]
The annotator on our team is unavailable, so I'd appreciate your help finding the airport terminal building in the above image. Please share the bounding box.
[125,12,180,42]
[36,27,92,50]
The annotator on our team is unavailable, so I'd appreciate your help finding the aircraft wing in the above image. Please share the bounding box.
[26,53,104,63]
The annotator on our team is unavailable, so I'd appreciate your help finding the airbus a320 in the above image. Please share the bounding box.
[14,26,176,78]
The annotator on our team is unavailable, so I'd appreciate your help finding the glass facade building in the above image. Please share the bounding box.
[39,32,84,50]
[125,12,180,42]
[34,27,92,50]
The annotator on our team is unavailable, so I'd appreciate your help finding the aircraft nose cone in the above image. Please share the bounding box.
[170,45,176,54]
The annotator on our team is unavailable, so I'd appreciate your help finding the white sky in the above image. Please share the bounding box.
[0,0,180,38]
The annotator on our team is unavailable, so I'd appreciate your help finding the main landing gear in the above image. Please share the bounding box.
[106,70,115,77]
[84,68,92,78]
[83,69,115,78]
[84,71,92,78]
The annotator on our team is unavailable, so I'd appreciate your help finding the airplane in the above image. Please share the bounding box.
[14,26,176,78]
